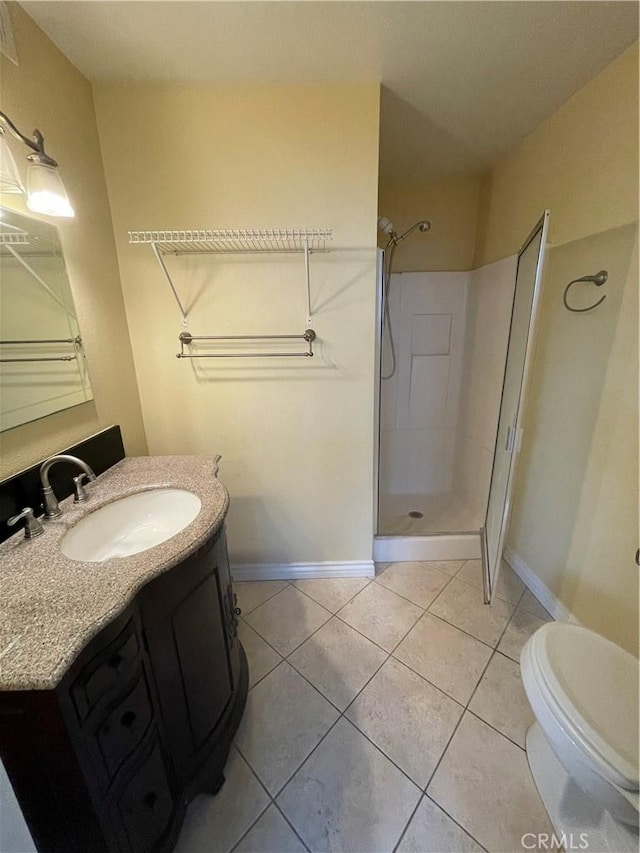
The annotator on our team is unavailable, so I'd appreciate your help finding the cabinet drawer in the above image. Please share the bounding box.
[71,622,140,721]
[95,670,154,783]
[114,736,173,853]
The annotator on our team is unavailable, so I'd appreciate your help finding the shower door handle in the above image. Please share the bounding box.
[505,426,523,454]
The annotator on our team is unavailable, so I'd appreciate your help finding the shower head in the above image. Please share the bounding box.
[377,216,394,235]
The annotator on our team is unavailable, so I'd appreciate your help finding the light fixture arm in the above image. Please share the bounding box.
[0,110,58,167]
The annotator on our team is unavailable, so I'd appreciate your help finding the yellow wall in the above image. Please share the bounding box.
[378,174,483,271]
[94,83,380,566]
[475,44,639,266]
[0,5,147,477]
[477,43,639,653]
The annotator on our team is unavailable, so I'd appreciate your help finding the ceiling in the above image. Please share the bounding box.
[21,1,638,181]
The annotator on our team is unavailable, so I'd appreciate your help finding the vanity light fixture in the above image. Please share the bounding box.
[0,111,74,218]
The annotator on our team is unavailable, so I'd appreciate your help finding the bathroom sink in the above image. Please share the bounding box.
[61,488,202,562]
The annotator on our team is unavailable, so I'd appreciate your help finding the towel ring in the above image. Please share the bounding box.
[563,270,608,313]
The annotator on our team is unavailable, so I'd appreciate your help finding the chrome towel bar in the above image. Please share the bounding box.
[0,336,82,363]
[177,329,316,359]
[0,336,81,345]
[0,356,77,363]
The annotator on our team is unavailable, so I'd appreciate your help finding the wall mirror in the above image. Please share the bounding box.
[0,207,93,432]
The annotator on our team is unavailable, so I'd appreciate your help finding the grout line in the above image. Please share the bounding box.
[392,792,424,853]
[466,708,527,753]
[226,748,274,853]
[234,579,291,616]
[422,593,518,794]
[273,802,312,853]
[290,577,374,612]
[423,793,490,853]
[271,714,345,800]
[372,565,456,610]
[386,654,467,709]
[234,572,534,852]
[421,609,498,650]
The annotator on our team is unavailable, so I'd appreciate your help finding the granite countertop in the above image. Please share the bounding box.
[0,455,229,692]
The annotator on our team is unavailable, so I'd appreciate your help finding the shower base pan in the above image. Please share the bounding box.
[373,532,481,563]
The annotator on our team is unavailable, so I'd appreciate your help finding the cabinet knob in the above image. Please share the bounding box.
[143,792,158,811]
[120,710,137,729]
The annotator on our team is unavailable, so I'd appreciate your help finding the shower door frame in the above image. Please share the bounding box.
[481,211,550,603]
[372,248,384,541]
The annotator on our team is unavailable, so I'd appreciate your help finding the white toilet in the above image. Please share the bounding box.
[521,622,639,852]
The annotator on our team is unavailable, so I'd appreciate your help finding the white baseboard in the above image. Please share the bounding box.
[230,561,376,582]
[374,533,480,563]
[503,546,577,623]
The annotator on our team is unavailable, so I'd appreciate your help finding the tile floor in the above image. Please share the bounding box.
[174,561,555,853]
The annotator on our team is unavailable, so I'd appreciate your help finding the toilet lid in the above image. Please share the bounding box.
[534,622,639,791]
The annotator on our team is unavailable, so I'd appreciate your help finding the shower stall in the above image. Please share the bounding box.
[374,213,549,595]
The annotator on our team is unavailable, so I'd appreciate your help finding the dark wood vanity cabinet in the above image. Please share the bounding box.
[0,525,248,853]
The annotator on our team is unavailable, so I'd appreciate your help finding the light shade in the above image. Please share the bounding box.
[26,162,74,218]
[0,132,25,194]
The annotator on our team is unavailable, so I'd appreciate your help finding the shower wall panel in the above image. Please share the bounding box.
[379,271,470,499]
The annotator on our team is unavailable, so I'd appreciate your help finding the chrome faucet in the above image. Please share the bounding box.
[40,454,97,518]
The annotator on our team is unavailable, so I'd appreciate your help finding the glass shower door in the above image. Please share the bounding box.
[481,212,550,603]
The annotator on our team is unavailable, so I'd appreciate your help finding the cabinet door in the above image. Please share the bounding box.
[141,532,233,784]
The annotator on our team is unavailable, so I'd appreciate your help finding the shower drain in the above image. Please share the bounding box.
[408,510,424,519]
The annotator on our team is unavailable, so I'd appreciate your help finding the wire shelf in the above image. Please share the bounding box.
[128,226,330,349]
[128,228,332,255]
[0,231,30,246]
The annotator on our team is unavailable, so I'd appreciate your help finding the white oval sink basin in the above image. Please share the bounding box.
[61,488,201,562]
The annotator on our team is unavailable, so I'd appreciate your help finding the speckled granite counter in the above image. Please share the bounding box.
[0,456,229,692]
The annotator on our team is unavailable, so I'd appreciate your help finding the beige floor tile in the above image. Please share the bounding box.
[429,578,514,647]
[397,795,485,853]
[497,608,549,663]
[289,617,387,710]
[245,586,331,656]
[375,561,452,609]
[457,561,525,605]
[456,559,482,578]
[338,582,423,652]
[346,657,463,787]
[394,613,492,704]
[235,662,339,795]
[234,581,289,615]
[277,718,421,853]
[428,713,553,853]
[494,564,526,605]
[519,589,552,621]
[174,747,269,853]
[237,619,282,689]
[292,578,370,612]
[234,805,307,853]
[468,652,534,748]
[426,559,467,576]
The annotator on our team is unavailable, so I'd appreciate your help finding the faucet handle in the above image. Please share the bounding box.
[8,508,45,540]
[73,473,91,503]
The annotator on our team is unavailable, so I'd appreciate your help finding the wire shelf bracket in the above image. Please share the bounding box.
[129,228,332,328]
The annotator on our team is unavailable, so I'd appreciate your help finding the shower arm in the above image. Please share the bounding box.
[386,220,431,248]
